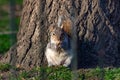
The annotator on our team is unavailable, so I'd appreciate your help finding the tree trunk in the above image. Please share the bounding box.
[1,0,120,69]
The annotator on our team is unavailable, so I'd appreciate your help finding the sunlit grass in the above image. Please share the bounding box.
[0,64,120,80]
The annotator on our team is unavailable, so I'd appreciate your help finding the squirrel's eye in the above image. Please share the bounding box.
[52,33,55,35]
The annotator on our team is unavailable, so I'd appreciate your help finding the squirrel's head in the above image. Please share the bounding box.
[48,15,72,49]
[49,25,66,47]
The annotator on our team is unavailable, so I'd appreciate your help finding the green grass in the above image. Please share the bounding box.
[0,63,12,71]
[0,34,11,54]
[0,0,22,54]
[0,0,23,5]
[0,64,120,80]
[16,0,23,5]
[0,17,9,32]
[0,9,8,17]
[0,0,8,5]
[104,68,120,80]
[15,17,20,30]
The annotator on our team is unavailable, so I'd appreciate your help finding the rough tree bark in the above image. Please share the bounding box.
[1,0,120,69]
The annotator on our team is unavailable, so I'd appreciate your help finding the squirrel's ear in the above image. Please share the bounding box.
[57,15,73,37]
[57,15,63,28]
[61,19,72,37]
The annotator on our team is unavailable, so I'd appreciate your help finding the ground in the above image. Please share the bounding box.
[0,63,120,80]
[0,0,120,80]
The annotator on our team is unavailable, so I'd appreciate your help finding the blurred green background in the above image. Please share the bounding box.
[0,0,23,54]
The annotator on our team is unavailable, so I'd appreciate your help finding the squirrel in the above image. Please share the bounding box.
[45,15,73,67]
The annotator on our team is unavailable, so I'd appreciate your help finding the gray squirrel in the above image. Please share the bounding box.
[45,16,73,67]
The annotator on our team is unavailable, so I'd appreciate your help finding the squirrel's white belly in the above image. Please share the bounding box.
[45,48,72,66]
